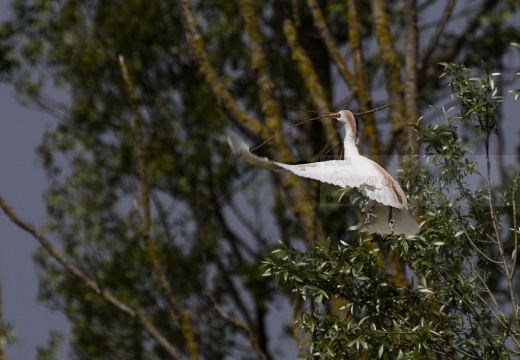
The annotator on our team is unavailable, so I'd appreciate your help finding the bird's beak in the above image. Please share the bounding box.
[330,113,340,119]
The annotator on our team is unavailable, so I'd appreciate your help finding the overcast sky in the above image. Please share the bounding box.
[0,1,71,358]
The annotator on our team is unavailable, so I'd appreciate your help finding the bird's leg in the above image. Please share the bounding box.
[388,207,396,234]
[365,204,377,224]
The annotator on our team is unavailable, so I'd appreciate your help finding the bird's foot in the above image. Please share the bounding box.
[388,219,396,235]
[365,207,377,224]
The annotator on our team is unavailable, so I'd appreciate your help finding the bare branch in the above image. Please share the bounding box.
[227,200,268,256]
[213,256,255,329]
[206,290,271,360]
[422,0,499,80]
[353,104,390,116]
[420,0,456,70]
[150,192,175,244]
[441,0,497,63]
[291,297,304,354]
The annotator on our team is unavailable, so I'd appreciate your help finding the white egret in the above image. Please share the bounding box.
[228,110,419,236]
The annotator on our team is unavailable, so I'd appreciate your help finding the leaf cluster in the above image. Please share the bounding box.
[265,61,520,359]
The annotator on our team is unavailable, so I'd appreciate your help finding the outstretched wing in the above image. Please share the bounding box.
[228,136,405,209]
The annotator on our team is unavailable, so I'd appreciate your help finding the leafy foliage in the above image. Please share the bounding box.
[265,63,520,359]
[36,331,64,360]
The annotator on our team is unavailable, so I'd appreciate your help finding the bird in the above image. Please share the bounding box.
[227,110,419,236]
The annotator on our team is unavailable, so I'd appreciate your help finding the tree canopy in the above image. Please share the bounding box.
[1,0,520,359]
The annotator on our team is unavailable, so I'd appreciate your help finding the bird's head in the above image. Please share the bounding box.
[330,110,358,139]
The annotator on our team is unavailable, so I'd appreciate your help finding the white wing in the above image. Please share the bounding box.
[228,136,405,208]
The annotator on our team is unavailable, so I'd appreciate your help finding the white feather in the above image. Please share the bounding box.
[228,115,420,236]
[228,136,403,208]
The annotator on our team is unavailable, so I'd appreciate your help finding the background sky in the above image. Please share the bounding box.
[0,81,71,360]
[1,1,520,360]
[0,2,71,359]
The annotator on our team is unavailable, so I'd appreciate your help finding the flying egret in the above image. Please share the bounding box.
[227,110,419,236]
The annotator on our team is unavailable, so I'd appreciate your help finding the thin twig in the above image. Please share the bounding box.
[484,134,517,314]
[510,169,520,281]
[432,260,504,352]
[461,225,502,265]
[251,114,330,152]
[420,0,456,70]
[353,104,390,116]
[259,87,328,115]
[432,0,499,69]
[206,289,270,360]
[261,86,389,117]
[291,297,304,353]
[250,104,389,152]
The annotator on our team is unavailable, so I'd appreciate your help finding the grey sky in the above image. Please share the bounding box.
[0,82,71,360]
[0,2,70,360]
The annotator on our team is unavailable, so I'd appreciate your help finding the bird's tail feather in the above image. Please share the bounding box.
[227,136,286,172]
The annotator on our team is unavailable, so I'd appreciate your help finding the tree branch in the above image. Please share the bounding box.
[370,0,406,157]
[510,169,520,280]
[484,135,517,315]
[213,256,255,330]
[305,0,354,88]
[403,0,419,152]
[239,0,282,134]
[206,290,271,360]
[177,0,270,141]
[119,56,199,360]
[346,0,380,156]
[281,15,337,148]
[238,0,297,166]
[422,0,499,80]
[0,196,183,360]
[179,0,326,248]
[420,0,456,71]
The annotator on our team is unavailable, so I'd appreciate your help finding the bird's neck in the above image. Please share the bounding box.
[342,127,359,158]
